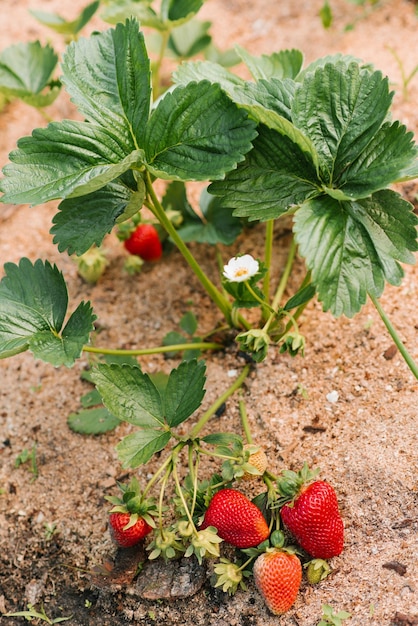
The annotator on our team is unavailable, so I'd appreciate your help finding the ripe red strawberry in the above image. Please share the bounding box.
[124,223,162,261]
[109,511,153,548]
[278,464,344,559]
[253,549,302,615]
[106,476,156,548]
[200,488,270,548]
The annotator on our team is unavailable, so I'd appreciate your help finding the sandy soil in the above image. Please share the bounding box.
[0,1,417,625]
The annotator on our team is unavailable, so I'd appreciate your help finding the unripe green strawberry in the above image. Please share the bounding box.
[200,488,269,548]
[242,444,268,480]
[278,464,344,559]
[253,549,302,615]
[304,558,331,584]
[109,512,152,548]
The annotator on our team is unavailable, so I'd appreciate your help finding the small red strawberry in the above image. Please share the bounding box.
[278,464,344,559]
[253,548,302,615]
[109,511,152,548]
[106,476,156,548]
[200,488,270,548]
[124,223,162,261]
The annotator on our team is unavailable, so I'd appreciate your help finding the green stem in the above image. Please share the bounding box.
[237,556,256,572]
[239,399,253,444]
[142,451,175,499]
[271,237,297,312]
[263,220,274,302]
[83,342,223,357]
[172,453,198,535]
[263,237,298,335]
[245,281,276,316]
[145,172,233,324]
[369,293,418,379]
[152,29,170,99]
[188,445,200,518]
[157,464,172,533]
[189,364,251,439]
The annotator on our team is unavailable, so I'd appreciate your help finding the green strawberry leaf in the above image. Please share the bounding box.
[144,81,257,181]
[209,124,319,221]
[234,78,297,121]
[80,388,103,408]
[116,429,172,467]
[164,359,206,427]
[292,61,393,182]
[29,1,100,36]
[235,45,303,80]
[0,258,95,365]
[201,433,242,446]
[0,41,58,99]
[179,311,198,336]
[51,181,143,255]
[176,187,243,245]
[163,0,204,22]
[61,19,151,146]
[67,407,120,435]
[168,19,212,59]
[17,84,61,109]
[101,2,161,29]
[172,60,245,97]
[91,364,165,428]
[284,283,317,311]
[337,121,418,198]
[294,190,418,317]
[0,121,145,205]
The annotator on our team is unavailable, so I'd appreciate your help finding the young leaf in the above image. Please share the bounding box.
[0,41,58,99]
[91,364,165,428]
[61,19,151,146]
[68,407,120,435]
[235,45,303,80]
[294,191,418,317]
[0,258,95,366]
[163,359,206,427]
[144,81,257,181]
[116,429,172,467]
[51,181,143,255]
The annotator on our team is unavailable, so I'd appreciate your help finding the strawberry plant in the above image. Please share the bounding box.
[1,19,416,374]
[0,12,417,621]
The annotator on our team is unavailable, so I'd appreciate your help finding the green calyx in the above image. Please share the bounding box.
[275,462,320,504]
[213,558,250,595]
[106,476,157,521]
[304,559,331,584]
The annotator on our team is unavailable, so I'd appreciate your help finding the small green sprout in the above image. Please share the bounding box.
[318,604,351,626]
[5,603,72,624]
[15,444,38,480]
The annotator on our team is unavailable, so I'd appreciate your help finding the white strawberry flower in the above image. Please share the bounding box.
[223,254,259,283]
